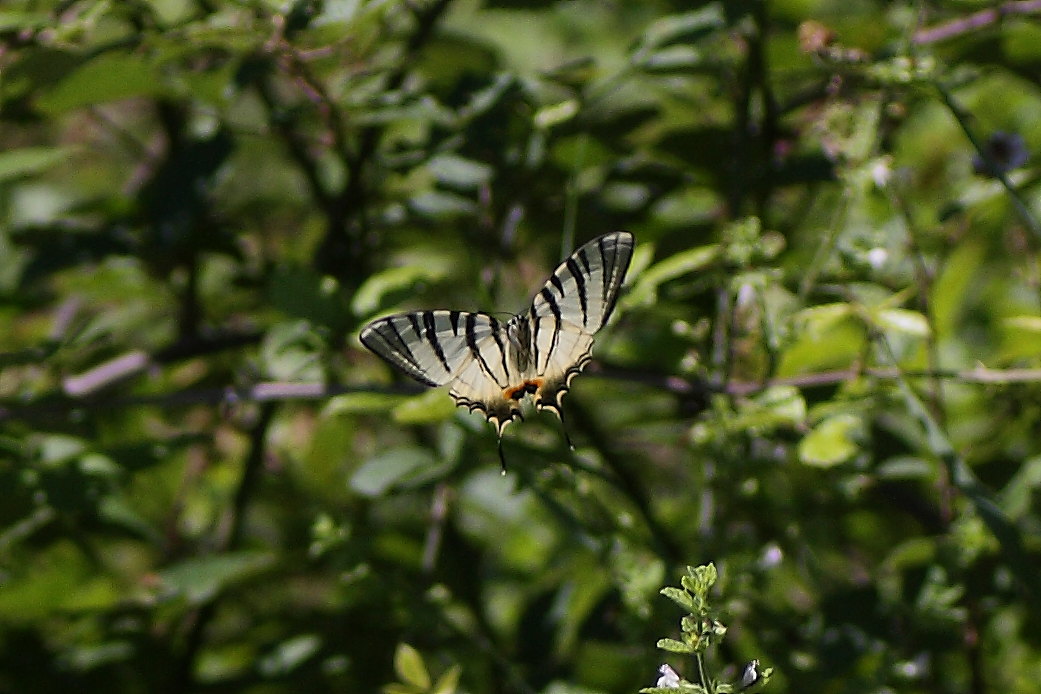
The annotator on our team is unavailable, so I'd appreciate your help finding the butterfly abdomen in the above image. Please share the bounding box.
[504,379,543,401]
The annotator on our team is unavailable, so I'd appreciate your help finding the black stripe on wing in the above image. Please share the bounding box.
[422,311,451,372]
[361,310,504,388]
[465,312,508,388]
[531,231,634,333]
[595,232,634,327]
[564,256,588,325]
[360,314,441,387]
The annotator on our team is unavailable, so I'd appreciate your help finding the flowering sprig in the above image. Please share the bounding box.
[640,564,771,694]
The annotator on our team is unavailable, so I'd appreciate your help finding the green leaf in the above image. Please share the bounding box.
[157,552,275,604]
[635,45,706,73]
[409,190,478,219]
[350,446,436,497]
[753,386,807,426]
[394,643,431,691]
[269,266,348,329]
[794,303,855,336]
[324,392,407,416]
[1000,455,1041,519]
[352,265,448,317]
[257,634,322,677]
[650,187,722,227]
[0,541,122,621]
[656,637,695,654]
[0,10,49,30]
[635,6,726,53]
[684,563,717,595]
[799,413,863,467]
[1004,315,1041,332]
[36,52,166,113]
[873,308,930,337]
[260,321,328,382]
[432,664,461,694]
[931,240,984,337]
[659,586,694,611]
[392,389,456,424]
[534,99,579,129]
[427,153,494,190]
[0,146,76,182]
[627,243,721,306]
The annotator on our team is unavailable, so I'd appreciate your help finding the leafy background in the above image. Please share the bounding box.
[2,0,1041,692]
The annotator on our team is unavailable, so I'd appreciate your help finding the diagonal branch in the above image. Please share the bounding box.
[914,1,1041,44]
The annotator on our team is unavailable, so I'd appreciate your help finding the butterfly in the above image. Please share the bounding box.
[360,231,634,471]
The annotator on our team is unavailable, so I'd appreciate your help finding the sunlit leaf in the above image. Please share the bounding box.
[656,638,694,654]
[350,446,436,497]
[432,664,462,694]
[394,643,431,691]
[427,153,494,189]
[534,99,579,129]
[0,10,49,30]
[260,320,328,382]
[635,5,726,53]
[627,244,720,306]
[392,388,455,424]
[0,146,76,181]
[324,392,409,416]
[873,308,930,337]
[257,634,322,677]
[798,413,863,467]
[352,264,449,317]
[409,190,479,219]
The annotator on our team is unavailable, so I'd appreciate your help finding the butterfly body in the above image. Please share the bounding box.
[360,231,634,467]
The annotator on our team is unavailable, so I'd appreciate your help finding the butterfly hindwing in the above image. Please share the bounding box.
[360,310,522,430]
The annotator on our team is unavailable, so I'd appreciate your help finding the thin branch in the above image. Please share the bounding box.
[9,363,1041,423]
[566,397,684,565]
[935,84,1041,243]
[914,1,1041,44]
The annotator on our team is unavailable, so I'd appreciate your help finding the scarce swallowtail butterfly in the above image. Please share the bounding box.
[360,231,634,471]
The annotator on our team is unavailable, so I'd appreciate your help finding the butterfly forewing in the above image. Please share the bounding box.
[360,310,502,387]
[531,231,634,332]
[529,231,633,379]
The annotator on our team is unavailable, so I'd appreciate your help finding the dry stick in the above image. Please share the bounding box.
[8,363,1041,424]
[914,1,1041,44]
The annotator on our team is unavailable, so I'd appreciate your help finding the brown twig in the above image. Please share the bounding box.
[8,361,1041,423]
[914,0,1041,44]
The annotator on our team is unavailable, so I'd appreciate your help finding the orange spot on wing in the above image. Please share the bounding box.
[504,378,544,401]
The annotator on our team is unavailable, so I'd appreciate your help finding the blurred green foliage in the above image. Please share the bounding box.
[2,0,1041,692]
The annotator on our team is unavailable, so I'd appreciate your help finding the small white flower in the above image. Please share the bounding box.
[871,157,892,187]
[740,659,762,689]
[866,247,888,270]
[656,663,681,687]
